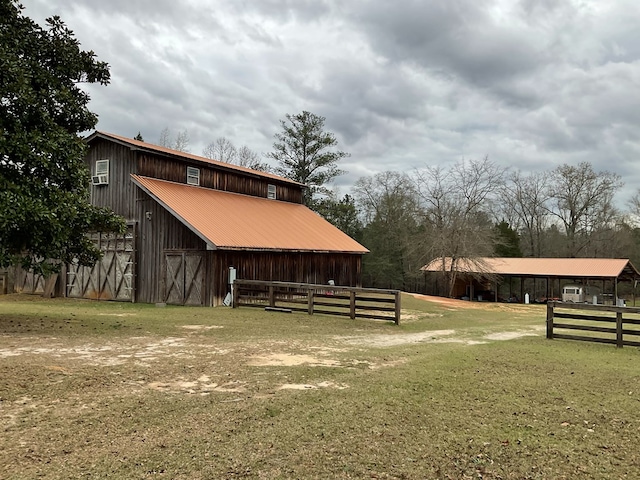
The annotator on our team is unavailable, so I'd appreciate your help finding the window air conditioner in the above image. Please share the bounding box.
[92,174,109,185]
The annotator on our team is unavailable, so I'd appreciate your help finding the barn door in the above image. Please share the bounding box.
[15,268,45,294]
[164,252,204,305]
[66,230,135,301]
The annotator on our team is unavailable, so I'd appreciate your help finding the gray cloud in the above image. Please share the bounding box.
[18,0,640,205]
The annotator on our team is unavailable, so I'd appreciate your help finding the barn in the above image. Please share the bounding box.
[55,131,368,306]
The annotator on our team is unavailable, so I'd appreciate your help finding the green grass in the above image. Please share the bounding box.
[1,294,640,479]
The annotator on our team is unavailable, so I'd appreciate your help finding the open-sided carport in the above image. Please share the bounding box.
[421,257,640,304]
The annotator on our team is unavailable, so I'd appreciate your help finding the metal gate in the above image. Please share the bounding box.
[164,252,205,305]
[66,230,135,301]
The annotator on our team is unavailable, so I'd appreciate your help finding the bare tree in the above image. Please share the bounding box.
[546,162,622,257]
[203,137,237,163]
[157,127,190,152]
[173,130,190,153]
[158,127,171,148]
[202,139,269,171]
[236,145,270,171]
[500,171,550,257]
[413,157,506,297]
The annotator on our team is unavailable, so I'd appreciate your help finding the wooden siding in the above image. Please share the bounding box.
[208,251,362,306]
[85,139,138,220]
[135,190,207,304]
[136,153,303,203]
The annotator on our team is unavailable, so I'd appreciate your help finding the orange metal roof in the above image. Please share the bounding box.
[131,175,368,253]
[421,257,640,279]
[87,131,303,187]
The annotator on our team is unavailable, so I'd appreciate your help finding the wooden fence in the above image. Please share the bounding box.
[233,279,401,324]
[546,301,640,348]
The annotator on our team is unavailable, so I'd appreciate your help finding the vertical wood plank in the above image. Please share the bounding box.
[395,291,401,325]
[546,302,554,339]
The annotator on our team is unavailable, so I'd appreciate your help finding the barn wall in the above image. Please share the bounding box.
[209,251,362,306]
[85,139,138,220]
[136,153,303,203]
[135,190,207,304]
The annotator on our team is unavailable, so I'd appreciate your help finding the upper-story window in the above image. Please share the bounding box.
[92,159,109,185]
[267,184,276,199]
[187,166,200,186]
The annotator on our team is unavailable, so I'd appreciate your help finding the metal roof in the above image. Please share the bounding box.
[131,175,369,254]
[421,257,640,280]
[86,131,303,187]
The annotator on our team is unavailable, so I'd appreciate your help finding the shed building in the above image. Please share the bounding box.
[421,257,640,304]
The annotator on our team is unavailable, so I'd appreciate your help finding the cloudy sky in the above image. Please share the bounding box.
[20,0,640,202]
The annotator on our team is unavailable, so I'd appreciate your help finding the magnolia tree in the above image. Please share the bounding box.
[0,1,125,274]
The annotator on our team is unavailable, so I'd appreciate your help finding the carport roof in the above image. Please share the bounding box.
[421,257,640,281]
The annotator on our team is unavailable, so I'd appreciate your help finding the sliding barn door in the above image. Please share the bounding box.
[164,252,205,306]
[66,230,135,301]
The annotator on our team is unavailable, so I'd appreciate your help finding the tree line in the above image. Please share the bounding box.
[349,159,638,296]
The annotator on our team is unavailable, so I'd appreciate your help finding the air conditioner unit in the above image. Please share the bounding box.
[92,174,109,185]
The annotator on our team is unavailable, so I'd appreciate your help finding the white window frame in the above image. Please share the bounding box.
[187,166,200,186]
[267,184,276,199]
[92,159,109,185]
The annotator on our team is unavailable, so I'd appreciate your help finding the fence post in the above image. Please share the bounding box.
[232,280,239,308]
[394,291,401,325]
[616,311,624,348]
[308,287,314,315]
[350,290,356,319]
[546,302,554,339]
[269,285,275,308]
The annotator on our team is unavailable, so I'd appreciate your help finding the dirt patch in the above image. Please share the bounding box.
[0,336,228,366]
[146,377,247,395]
[247,353,341,367]
[410,293,538,313]
[278,381,349,391]
[484,327,544,341]
[181,325,224,330]
[340,329,459,347]
[339,326,544,347]
[410,293,486,310]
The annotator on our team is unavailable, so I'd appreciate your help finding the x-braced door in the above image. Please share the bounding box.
[164,252,205,305]
[66,230,135,301]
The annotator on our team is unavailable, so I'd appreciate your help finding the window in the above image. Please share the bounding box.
[187,166,200,186]
[267,184,276,199]
[92,159,109,185]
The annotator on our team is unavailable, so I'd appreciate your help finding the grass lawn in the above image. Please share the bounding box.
[1,293,640,479]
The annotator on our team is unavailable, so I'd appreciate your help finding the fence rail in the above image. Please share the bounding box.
[546,301,640,348]
[233,279,401,324]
